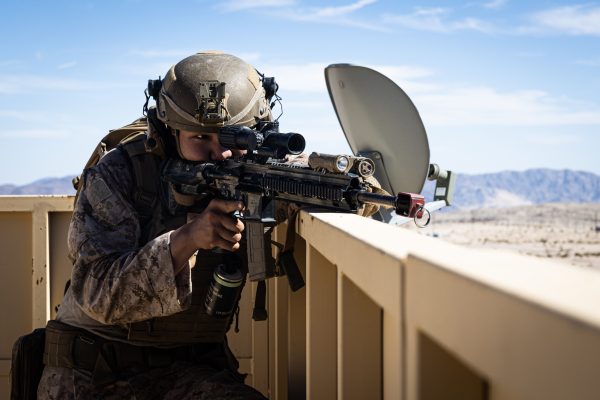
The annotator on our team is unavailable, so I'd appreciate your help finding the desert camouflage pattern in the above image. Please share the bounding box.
[38,363,266,399]
[56,147,192,342]
[37,147,265,399]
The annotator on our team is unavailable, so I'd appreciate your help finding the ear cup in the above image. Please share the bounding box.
[147,79,162,100]
[146,107,178,158]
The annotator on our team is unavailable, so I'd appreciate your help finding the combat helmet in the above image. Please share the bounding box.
[153,51,273,133]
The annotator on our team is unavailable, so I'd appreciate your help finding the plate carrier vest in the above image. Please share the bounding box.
[74,118,244,344]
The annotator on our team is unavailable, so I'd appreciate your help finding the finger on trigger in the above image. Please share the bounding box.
[213,199,245,214]
[220,214,244,233]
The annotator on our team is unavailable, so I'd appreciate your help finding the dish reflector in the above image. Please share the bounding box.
[325,64,430,194]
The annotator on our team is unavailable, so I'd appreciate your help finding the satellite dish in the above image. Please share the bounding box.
[324,64,430,194]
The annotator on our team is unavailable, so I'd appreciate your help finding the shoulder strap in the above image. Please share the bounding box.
[72,118,149,203]
[73,117,164,229]
[120,134,162,224]
[74,118,148,184]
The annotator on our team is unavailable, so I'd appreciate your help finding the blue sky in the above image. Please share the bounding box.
[1,0,599,185]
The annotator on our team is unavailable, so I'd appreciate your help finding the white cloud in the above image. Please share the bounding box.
[416,86,600,127]
[58,61,77,69]
[0,60,19,67]
[272,63,330,93]
[130,49,195,58]
[220,0,384,31]
[0,110,94,130]
[0,110,49,121]
[130,49,261,64]
[278,0,387,32]
[0,129,69,139]
[525,133,581,146]
[575,58,600,67]
[274,61,600,128]
[482,0,507,10]
[272,61,600,129]
[382,7,493,33]
[311,0,376,18]
[118,51,263,80]
[0,75,133,94]
[514,51,544,59]
[530,5,600,36]
[219,0,295,12]
[366,65,440,95]
[372,65,434,81]
[284,100,330,109]
[118,56,600,130]
[114,61,174,78]
[282,13,386,31]
[271,62,433,94]
[235,52,262,63]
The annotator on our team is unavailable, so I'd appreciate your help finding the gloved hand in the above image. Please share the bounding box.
[284,153,309,167]
[357,175,390,218]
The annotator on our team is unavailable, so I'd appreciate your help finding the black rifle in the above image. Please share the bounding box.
[162,122,425,291]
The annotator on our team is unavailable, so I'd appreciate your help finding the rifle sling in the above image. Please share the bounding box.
[276,208,305,292]
[252,281,268,321]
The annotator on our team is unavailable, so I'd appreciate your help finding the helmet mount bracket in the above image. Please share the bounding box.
[194,81,227,124]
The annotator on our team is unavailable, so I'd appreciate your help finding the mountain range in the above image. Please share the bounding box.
[421,168,600,209]
[1,169,599,210]
[0,176,76,196]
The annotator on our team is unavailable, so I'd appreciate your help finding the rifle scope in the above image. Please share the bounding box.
[219,125,305,159]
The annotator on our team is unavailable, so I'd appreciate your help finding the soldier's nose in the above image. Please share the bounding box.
[211,147,233,161]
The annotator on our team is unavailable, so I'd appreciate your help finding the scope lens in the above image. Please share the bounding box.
[336,156,350,172]
[286,133,306,155]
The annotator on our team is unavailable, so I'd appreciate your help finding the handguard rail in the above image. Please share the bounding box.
[1,196,600,400]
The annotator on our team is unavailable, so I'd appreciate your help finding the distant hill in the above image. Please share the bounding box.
[1,169,599,210]
[0,176,76,195]
[422,169,600,209]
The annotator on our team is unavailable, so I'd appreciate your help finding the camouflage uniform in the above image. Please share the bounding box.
[37,148,265,399]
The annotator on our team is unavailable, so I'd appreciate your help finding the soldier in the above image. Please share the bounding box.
[38,51,272,399]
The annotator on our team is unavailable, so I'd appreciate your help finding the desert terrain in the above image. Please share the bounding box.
[400,203,600,271]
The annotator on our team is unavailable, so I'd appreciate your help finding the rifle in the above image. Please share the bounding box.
[162,122,426,291]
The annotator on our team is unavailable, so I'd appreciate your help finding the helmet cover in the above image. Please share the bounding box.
[156,51,272,133]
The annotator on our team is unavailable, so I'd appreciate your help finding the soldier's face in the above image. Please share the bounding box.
[178,130,246,162]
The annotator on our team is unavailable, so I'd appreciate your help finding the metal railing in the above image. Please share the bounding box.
[2,196,600,399]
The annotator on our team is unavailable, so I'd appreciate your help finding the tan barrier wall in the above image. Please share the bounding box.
[283,211,600,400]
[2,197,600,399]
[0,196,269,398]
[0,196,74,397]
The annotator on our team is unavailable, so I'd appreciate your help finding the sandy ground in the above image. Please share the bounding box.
[398,203,600,271]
